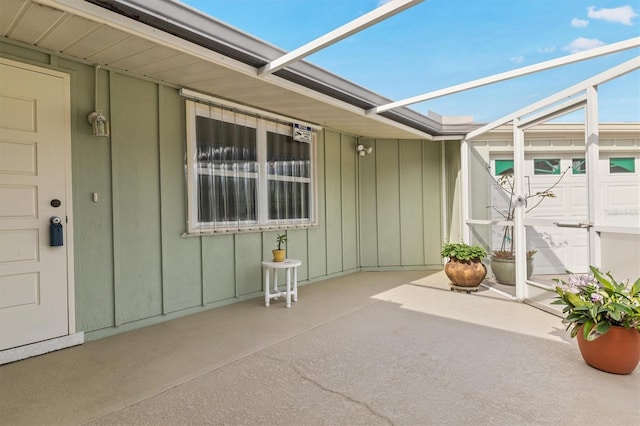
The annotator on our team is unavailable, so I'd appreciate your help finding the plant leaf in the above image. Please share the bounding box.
[582,319,594,339]
[570,325,580,338]
[590,266,614,290]
[565,292,585,307]
[631,277,640,297]
[610,302,633,315]
[587,321,611,341]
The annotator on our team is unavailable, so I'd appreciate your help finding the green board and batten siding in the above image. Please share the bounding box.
[111,73,163,325]
[1,42,448,340]
[359,138,443,269]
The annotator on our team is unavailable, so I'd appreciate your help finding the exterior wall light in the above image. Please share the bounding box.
[87,110,110,137]
[88,64,109,137]
[356,144,373,156]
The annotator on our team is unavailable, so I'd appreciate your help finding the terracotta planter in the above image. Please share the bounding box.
[490,257,533,285]
[444,258,487,287]
[577,325,640,374]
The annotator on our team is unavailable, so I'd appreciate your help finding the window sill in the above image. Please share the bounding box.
[181,222,319,237]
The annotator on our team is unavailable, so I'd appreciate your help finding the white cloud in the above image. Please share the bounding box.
[510,56,525,64]
[563,37,605,53]
[537,46,556,54]
[587,5,638,25]
[571,18,589,27]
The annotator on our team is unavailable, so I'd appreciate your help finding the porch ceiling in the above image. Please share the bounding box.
[0,0,454,139]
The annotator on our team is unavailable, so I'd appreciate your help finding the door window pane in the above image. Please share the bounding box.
[609,157,635,173]
[495,159,514,176]
[534,158,560,175]
[572,158,586,174]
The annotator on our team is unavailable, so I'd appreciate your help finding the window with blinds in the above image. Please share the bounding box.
[186,99,316,234]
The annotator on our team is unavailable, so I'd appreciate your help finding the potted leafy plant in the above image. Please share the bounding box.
[441,242,488,293]
[488,167,569,284]
[553,266,640,374]
[272,233,287,262]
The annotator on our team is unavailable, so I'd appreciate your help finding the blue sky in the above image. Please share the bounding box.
[182,0,639,123]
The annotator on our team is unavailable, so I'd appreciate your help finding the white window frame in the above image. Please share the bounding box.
[185,99,317,235]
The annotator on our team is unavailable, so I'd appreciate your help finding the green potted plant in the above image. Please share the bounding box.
[272,233,287,262]
[553,266,640,374]
[488,167,569,284]
[441,242,488,293]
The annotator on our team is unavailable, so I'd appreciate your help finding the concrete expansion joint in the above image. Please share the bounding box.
[263,355,394,425]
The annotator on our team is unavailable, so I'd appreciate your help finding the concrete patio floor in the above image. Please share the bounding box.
[1,270,638,425]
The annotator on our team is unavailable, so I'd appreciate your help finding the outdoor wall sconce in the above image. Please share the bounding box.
[88,64,110,137]
[356,144,373,156]
[87,110,110,137]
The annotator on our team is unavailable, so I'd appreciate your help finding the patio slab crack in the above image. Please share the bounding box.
[264,355,394,425]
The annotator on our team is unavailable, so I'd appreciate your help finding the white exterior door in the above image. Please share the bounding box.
[0,59,73,351]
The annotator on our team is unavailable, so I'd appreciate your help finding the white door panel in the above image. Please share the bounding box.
[0,61,71,351]
[599,154,639,227]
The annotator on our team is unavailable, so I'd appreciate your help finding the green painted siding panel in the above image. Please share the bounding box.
[308,132,327,279]
[287,230,309,281]
[423,142,443,265]
[399,140,425,265]
[376,140,402,266]
[235,233,263,296]
[341,135,358,270]
[110,73,163,325]
[203,235,235,303]
[445,141,462,242]
[158,86,203,313]
[358,139,378,267]
[262,231,278,263]
[67,61,115,331]
[324,131,343,274]
[0,42,50,64]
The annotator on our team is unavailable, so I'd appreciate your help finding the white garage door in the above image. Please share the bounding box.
[598,154,640,228]
[490,152,639,275]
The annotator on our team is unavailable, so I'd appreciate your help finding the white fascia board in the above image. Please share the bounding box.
[38,0,434,139]
[368,37,640,114]
[465,56,640,141]
[258,0,424,76]
[432,135,465,141]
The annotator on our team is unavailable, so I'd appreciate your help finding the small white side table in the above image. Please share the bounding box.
[262,259,302,308]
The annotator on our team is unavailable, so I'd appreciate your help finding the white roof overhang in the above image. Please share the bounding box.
[1,0,461,139]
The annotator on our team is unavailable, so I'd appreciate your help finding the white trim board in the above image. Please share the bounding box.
[0,333,84,365]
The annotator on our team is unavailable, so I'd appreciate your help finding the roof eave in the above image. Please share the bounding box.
[85,0,445,137]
